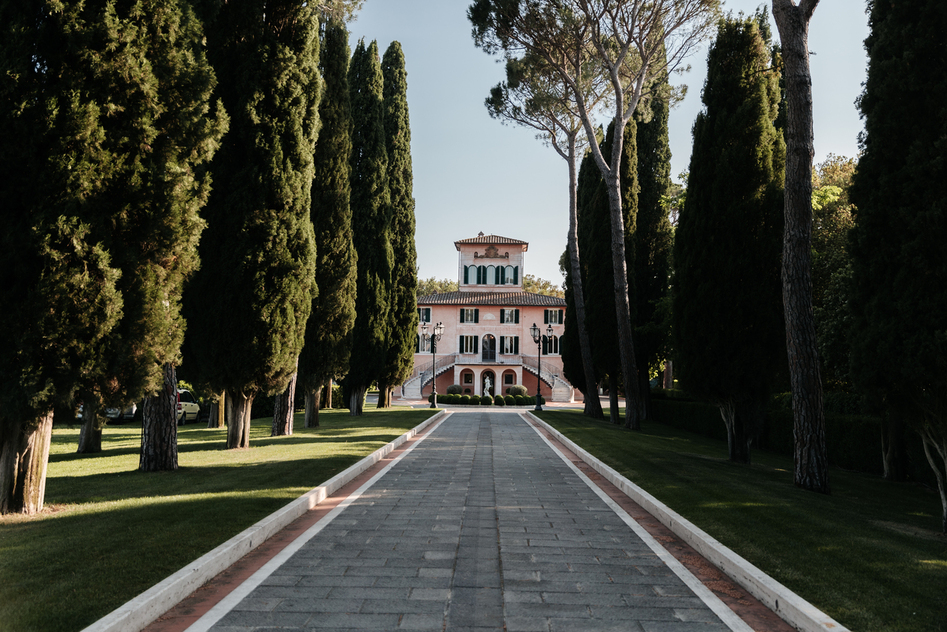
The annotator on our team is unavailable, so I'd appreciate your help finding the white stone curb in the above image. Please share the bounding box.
[82,410,450,632]
[525,412,849,632]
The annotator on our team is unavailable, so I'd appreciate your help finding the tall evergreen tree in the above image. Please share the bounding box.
[377,41,418,408]
[579,121,638,427]
[672,14,785,463]
[772,0,828,493]
[185,1,320,448]
[632,71,674,421]
[344,39,392,415]
[298,17,357,428]
[849,0,947,531]
[89,0,227,468]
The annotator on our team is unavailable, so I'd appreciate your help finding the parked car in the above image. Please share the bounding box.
[177,389,200,425]
[105,404,137,423]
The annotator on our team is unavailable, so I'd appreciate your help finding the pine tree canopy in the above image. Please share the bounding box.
[299,17,358,392]
[185,1,320,397]
[673,14,785,408]
[345,39,393,393]
[379,41,419,391]
[849,0,947,407]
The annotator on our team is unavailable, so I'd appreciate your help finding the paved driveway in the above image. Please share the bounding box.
[190,411,749,632]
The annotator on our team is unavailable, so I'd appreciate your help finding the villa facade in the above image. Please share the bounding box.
[401,233,575,402]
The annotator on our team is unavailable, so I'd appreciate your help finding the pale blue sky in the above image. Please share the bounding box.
[349,0,869,285]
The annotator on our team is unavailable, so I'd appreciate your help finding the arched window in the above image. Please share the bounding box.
[505,266,514,284]
[486,265,495,285]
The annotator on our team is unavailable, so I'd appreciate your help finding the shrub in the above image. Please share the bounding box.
[463,388,471,394]
[509,385,529,397]
[505,395,515,406]
[460,395,470,405]
[494,395,505,406]
[446,384,462,395]
[514,395,525,406]
[469,396,480,406]
[480,395,493,405]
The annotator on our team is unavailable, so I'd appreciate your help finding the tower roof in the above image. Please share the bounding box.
[454,233,529,251]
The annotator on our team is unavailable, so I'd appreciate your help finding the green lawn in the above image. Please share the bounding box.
[0,408,435,632]
[537,409,947,632]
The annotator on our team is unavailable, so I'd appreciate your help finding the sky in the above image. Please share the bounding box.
[348,0,870,285]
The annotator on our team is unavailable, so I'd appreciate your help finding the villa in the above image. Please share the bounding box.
[401,233,575,402]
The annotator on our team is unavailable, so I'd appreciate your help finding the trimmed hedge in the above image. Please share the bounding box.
[494,395,505,406]
[480,395,493,405]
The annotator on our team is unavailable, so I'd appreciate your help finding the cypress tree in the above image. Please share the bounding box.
[849,0,947,531]
[579,121,638,426]
[84,0,226,467]
[344,39,392,415]
[376,41,418,408]
[559,250,592,406]
[672,15,785,463]
[185,1,320,448]
[298,17,358,428]
[633,71,674,420]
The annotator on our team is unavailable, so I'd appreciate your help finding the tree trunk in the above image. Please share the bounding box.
[140,363,178,471]
[208,392,224,429]
[603,172,642,431]
[349,386,365,416]
[305,385,322,428]
[663,359,673,390]
[881,413,908,482]
[77,393,103,454]
[566,142,605,421]
[323,379,333,409]
[226,389,254,449]
[918,423,947,533]
[608,374,620,425]
[719,400,750,464]
[272,371,297,436]
[773,0,829,494]
[0,409,54,515]
[376,383,391,408]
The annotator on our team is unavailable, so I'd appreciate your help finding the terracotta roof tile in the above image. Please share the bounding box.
[418,291,565,307]
[454,234,529,250]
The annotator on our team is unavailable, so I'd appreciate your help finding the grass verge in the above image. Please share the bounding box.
[0,407,435,632]
[537,409,946,632]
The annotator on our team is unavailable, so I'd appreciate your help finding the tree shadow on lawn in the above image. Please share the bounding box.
[44,452,369,504]
[0,489,322,632]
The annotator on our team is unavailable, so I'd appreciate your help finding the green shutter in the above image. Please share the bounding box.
[479,265,486,284]
[514,309,519,324]
[459,336,463,353]
[474,308,479,323]
[500,267,506,284]
[544,310,549,324]
[463,266,468,284]
[514,336,519,355]
[416,334,420,353]
[460,308,465,323]
[559,309,564,324]
[474,336,479,354]
[499,336,505,354]
[513,266,518,284]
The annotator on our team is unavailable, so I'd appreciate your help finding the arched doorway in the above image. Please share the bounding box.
[482,370,496,397]
[482,334,496,362]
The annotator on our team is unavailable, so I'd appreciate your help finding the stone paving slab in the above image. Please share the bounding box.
[188,411,751,632]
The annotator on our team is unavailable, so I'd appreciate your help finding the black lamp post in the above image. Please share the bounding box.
[422,321,444,408]
[530,323,544,412]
